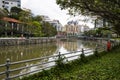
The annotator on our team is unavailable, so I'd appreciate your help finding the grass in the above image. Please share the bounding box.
[20,46,120,80]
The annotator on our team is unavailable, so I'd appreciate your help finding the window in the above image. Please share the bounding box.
[17,0,20,2]
[2,5,4,8]
[17,4,21,7]
[4,6,9,9]
[2,1,4,3]
[4,2,9,4]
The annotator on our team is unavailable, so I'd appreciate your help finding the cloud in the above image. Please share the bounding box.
[21,0,94,28]
[21,0,70,26]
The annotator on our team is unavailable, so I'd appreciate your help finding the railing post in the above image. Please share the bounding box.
[94,45,98,57]
[58,52,61,59]
[95,45,98,52]
[80,48,87,62]
[5,58,10,80]
[82,48,84,54]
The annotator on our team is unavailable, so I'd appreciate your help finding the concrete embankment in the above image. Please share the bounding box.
[0,37,56,46]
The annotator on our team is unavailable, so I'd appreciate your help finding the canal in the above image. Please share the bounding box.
[0,39,99,79]
[0,39,98,64]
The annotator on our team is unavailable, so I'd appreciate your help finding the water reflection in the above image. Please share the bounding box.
[56,40,97,54]
[0,40,98,67]
[0,43,57,64]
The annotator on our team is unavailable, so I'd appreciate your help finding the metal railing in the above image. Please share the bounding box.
[0,40,119,80]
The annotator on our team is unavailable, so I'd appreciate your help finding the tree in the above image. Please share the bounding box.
[56,0,120,35]
[9,7,22,19]
[84,30,96,37]
[32,21,42,37]
[32,15,43,22]
[10,7,22,13]
[42,22,57,37]
[19,10,33,23]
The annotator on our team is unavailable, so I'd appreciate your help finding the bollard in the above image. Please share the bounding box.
[6,58,10,80]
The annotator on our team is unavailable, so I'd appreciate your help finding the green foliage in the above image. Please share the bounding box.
[42,22,57,37]
[32,15,43,22]
[80,53,88,63]
[10,7,22,13]
[94,48,100,57]
[0,7,57,37]
[55,53,66,68]
[84,30,96,37]
[8,7,22,19]
[19,10,33,23]
[32,21,42,37]
[56,0,120,35]
[84,27,112,37]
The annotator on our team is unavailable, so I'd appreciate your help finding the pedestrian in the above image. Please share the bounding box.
[107,40,111,51]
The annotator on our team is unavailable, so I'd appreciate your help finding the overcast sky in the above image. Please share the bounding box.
[21,0,94,28]
[21,0,69,25]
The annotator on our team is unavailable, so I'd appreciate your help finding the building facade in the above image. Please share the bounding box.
[0,0,21,12]
[64,21,82,37]
[83,25,90,32]
[41,16,63,37]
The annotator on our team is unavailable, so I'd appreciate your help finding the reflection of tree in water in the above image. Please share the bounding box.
[0,43,57,64]
[81,40,98,49]
[61,40,98,52]
[0,43,57,79]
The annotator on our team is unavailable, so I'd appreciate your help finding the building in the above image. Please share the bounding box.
[64,20,82,37]
[50,20,62,32]
[83,24,90,32]
[1,17,22,36]
[41,16,63,36]
[0,0,21,12]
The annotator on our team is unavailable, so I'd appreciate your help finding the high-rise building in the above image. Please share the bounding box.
[0,0,21,12]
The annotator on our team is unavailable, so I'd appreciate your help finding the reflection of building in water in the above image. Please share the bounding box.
[63,41,78,51]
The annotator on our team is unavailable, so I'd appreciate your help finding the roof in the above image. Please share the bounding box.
[1,17,21,23]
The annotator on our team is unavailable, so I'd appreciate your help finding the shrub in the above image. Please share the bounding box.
[55,53,66,68]
[80,53,88,63]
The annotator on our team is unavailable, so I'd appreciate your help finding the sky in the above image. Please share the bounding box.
[21,0,94,28]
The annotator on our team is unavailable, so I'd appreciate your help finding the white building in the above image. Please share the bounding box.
[50,20,63,32]
[83,25,90,32]
[41,16,63,32]
[0,0,21,12]
[41,15,51,22]
[0,0,3,9]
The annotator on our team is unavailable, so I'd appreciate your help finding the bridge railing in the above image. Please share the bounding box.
[0,40,120,80]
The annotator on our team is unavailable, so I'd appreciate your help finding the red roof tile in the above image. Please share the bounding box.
[1,17,21,23]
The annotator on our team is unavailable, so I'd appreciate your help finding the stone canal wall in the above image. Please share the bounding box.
[0,37,56,46]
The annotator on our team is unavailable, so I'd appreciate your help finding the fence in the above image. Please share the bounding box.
[0,39,120,80]
[0,37,56,46]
